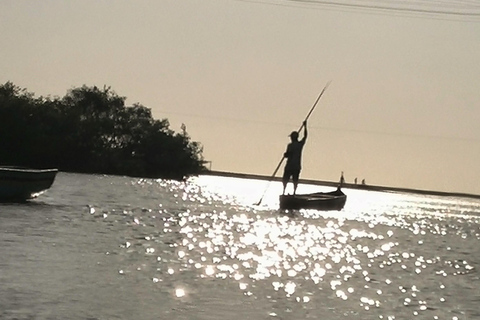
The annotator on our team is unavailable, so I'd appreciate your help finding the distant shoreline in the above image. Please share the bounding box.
[203,170,480,200]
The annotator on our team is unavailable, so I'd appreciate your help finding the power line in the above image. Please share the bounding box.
[291,0,480,16]
[234,0,480,21]
[159,109,480,143]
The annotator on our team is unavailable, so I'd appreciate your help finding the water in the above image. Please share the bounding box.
[1,172,480,320]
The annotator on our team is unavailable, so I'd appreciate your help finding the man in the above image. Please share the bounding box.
[282,120,307,195]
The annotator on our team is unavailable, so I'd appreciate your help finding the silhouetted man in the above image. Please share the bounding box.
[282,121,307,195]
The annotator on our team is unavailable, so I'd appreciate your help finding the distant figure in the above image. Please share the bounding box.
[354,177,357,184]
[362,179,366,185]
[282,121,308,195]
[340,171,345,186]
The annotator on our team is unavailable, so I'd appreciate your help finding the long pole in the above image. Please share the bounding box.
[255,81,331,206]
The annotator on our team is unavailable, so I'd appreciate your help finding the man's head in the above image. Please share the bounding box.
[290,131,299,141]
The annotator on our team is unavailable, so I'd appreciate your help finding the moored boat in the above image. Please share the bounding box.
[279,187,346,210]
[0,167,58,201]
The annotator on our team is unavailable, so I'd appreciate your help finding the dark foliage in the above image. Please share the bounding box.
[0,82,205,180]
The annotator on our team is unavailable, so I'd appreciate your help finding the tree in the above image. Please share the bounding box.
[0,82,206,179]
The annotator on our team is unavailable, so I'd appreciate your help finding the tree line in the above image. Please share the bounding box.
[0,82,206,180]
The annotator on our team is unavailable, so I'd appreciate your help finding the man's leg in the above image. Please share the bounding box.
[292,170,300,195]
[282,170,291,195]
[282,173,288,195]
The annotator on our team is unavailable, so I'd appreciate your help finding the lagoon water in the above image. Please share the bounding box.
[1,172,480,320]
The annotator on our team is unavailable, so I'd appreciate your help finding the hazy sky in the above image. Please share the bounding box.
[1,0,480,194]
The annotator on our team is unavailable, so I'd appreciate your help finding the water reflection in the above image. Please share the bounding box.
[104,175,480,319]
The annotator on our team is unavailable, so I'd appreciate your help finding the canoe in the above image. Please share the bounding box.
[279,187,346,210]
[0,167,58,201]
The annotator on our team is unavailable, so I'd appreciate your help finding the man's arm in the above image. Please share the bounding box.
[302,120,308,142]
[284,144,291,158]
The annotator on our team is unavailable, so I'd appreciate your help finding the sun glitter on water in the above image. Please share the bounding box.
[120,175,480,319]
[175,288,186,298]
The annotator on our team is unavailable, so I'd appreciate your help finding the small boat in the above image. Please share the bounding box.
[279,187,347,210]
[0,167,58,201]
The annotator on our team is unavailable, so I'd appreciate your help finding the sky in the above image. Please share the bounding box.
[1,0,480,194]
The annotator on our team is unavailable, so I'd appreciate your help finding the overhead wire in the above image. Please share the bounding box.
[234,0,480,21]
[168,1,480,141]
[291,0,480,16]
[159,109,480,143]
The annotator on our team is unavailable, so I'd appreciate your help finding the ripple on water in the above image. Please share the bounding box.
[89,176,480,319]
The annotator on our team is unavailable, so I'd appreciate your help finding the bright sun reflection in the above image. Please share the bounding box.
[175,288,186,298]
[174,204,378,303]
[119,175,480,319]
